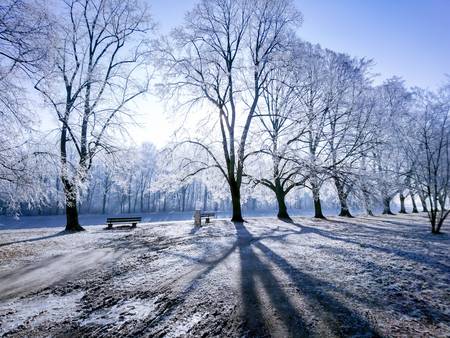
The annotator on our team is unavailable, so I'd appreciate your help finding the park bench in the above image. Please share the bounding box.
[193,210,216,226]
[106,217,142,229]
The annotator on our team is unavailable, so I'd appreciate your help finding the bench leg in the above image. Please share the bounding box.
[131,223,137,228]
[206,217,210,223]
[107,223,112,229]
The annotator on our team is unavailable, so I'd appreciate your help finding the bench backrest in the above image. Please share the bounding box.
[107,217,142,222]
[200,212,215,217]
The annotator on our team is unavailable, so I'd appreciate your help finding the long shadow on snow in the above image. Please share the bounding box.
[98,217,441,336]
[288,221,450,274]
[234,221,382,337]
[233,221,311,337]
[317,244,450,323]
[101,218,415,336]
[328,216,448,241]
[119,234,242,336]
[324,217,424,236]
[0,230,69,247]
[107,224,312,336]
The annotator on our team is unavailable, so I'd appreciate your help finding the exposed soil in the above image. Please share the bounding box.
[0,213,449,337]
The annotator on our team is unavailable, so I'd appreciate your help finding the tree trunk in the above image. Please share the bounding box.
[438,197,446,212]
[203,186,208,211]
[430,209,437,234]
[230,179,243,222]
[64,182,84,232]
[133,190,138,213]
[55,176,61,215]
[102,192,107,214]
[86,183,95,214]
[419,194,428,212]
[311,183,325,219]
[128,186,132,213]
[362,187,374,216]
[399,193,407,213]
[313,197,325,219]
[60,120,83,231]
[275,188,291,221]
[334,178,352,217]
[435,210,450,234]
[338,204,352,217]
[382,196,394,215]
[410,193,419,213]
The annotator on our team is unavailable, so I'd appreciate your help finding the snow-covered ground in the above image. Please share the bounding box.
[0,213,448,337]
[0,208,337,230]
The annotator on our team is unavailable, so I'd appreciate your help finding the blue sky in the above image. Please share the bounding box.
[150,0,450,89]
[132,0,449,146]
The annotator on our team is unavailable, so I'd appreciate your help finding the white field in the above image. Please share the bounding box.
[0,213,449,337]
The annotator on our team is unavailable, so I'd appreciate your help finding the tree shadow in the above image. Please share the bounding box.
[0,230,69,247]
[233,221,311,337]
[322,217,426,237]
[104,222,311,336]
[104,219,384,336]
[316,244,450,323]
[124,234,242,335]
[233,221,383,337]
[81,216,445,336]
[286,221,449,274]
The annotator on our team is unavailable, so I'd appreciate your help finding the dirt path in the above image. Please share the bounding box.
[0,214,449,337]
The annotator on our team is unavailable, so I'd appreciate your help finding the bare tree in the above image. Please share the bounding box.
[371,78,411,215]
[35,0,153,231]
[290,42,331,219]
[412,86,450,233]
[322,52,374,217]
[0,0,49,82]
[250,61,305,220]
[162,0,300,222]
[0,0,50,209]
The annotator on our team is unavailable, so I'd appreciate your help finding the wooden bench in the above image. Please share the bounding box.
[106,217,142,229]
[194,210,216,226]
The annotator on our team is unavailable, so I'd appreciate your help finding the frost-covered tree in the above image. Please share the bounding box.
[289,42,334,219]
[0,0,51,213]
[34,0,153,231]
[321,52,375,217]
[371,78,411,215]
[162,0,301,221]
[409,84,450,233]
[249,54,305,220]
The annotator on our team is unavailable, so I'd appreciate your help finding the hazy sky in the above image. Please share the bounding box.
[133,0,450,147]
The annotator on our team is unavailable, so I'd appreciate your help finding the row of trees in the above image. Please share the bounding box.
[13,145,213,216]
[7,142,329,217]
[162,0,450,233]
[0,0,448,233]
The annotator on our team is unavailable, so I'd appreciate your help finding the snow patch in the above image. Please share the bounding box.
[0,292,84,333]
[166,312,207,337]
[81,298,156,326]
